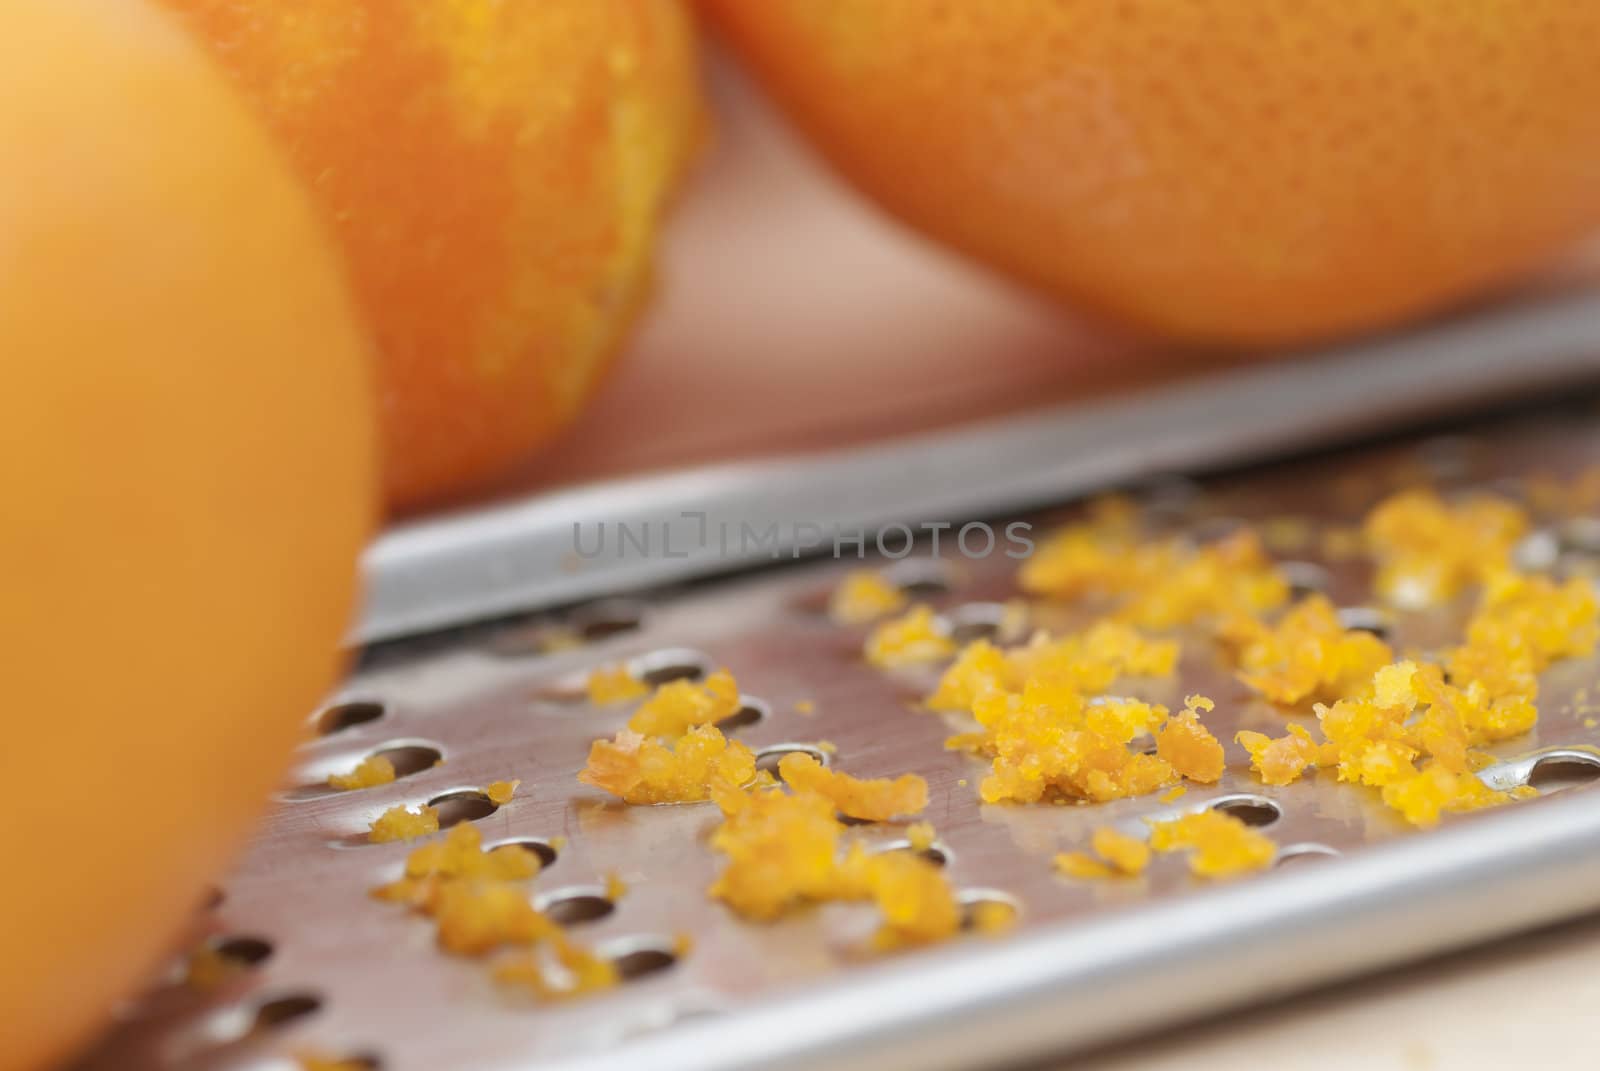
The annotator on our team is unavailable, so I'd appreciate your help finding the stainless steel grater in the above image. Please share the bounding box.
[78,292,1600,1071]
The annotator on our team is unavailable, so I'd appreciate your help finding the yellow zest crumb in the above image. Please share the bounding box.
[1221,595,1394,705]
[605,872,628,901]
[368,804,440,844]
[1055,826,1151,880]
[776,752,928,822]
[1018,499,1288,627]
[1363,489,1528,608]
[828,569,908,624]
[1155,695,1225,784]
[297,1053,375,1071]
[586,664,648,704]
[1586,717,1598,730]
[579,724,756,804]
[370,824,552,955]
[371,822,541,906]
[906,821,937,852]
[1236,724,1320,786]
[707,781,964,949]
[815,739,838,754]
[328,754,396,791]
[626,669,741,739]
[1447,571,1598,699]
[184,944,242,992]
[927,621,1178,712]
[794,700,816,714]
[1159,785,1188,803]
[964,897,1019,935]
[492,933,618,1000]
[1054,851,1114,880]
[1092,826,1152,875]
[1148,811,1276,879]
[865,605,956,668]
[485,779,520,805]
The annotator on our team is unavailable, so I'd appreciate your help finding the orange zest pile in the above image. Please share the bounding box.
[1148,811,1277,879]
[485,780,520,806]
[705,777,980,949]
[829,569,908,624]
[369,822,620,1001]
[368,804,441,844]
[1018,498,1288,627]
[586,664,648,704]
[775,752,928,822]
[1362,489,1528,608]
[578,670,762,804]
[945,682,1221,804]
[328,754,396,791]
[626,669,741,738]
[1055,826,1151,880]
[1221,594,1393,706]
[927,621,1178,712]
[579,724,757,804]
[864,605,956,667]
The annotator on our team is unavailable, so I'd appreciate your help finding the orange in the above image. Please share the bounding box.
[158,0,706,509]
[705,1,1600,346]
[0,3,376,1068]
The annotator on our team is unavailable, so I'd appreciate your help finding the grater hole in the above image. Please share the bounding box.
[1559,518,1600,557]
[1527,752,1600,792]
[1337,606,1393,641]
[316,700,385,736]
[609,942,679,982]
[1133,473,1203,522]
[942,602,1017,645]
[1513,529,1561,573]
[371,744,444,780]
[1279,561,1330,599]
[313,1055,382,1071]
[883,559,954,597]
[572,599,646,641]
[873,839,950,867]
[1275,843,1340,867]
[957,889,1021,932]
[1191,516,1248,544]
[427,790,499,828]
[538,889,615,925]
[490,838,559,868]
[210,936,273,969]
[756,744,831,780]
[245,992,322,1036]
[631,648,712,688]
[1209,794,1283,827]
[715,698,768,734]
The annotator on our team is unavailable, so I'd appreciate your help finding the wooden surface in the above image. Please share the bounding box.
[1071,913,1600,1071]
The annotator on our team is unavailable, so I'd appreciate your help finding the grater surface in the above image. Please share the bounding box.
[82,396,1600,1071]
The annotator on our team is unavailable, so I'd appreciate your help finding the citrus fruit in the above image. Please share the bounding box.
[158,0,706,509]
[705,0,1600,345]
[0,2,376,1067]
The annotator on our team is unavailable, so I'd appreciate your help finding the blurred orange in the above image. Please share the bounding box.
[158,0,706,510]
[705,0,1600,346]
[0,3,376,1069]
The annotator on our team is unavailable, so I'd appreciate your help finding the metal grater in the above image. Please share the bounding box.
[78,294,1600,1071]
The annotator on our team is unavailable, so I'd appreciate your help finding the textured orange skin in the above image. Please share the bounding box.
[0,3,376,1068]
[705,1,1600,346]
[159,0,706,510]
